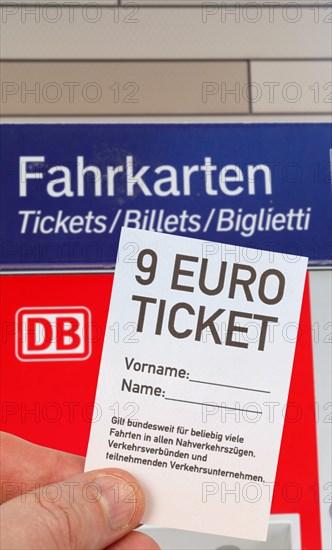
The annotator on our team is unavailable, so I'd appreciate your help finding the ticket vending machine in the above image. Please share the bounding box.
[1,122,331,550]
[1,3,331,547]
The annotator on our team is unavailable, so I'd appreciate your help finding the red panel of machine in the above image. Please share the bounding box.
[0,273,320,549]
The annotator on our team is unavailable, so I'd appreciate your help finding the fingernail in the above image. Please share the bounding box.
[96,475,138,530]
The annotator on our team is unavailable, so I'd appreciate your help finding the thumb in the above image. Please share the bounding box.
[0,468,145,550]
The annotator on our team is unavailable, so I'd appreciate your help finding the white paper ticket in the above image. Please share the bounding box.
[85,227,308,541]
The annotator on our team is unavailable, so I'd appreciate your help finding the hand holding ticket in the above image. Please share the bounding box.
[85,228,308,541]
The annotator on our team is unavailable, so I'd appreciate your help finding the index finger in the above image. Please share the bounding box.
[0,431,84,504]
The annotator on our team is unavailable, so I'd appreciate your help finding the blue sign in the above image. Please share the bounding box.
[1,123,331,269]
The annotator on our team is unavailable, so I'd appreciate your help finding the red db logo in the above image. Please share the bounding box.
[16,307,92,361]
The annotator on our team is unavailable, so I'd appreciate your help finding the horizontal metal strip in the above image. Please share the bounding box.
[250,60,332,113]
[1,6,331,59]
[1,60,250,115]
